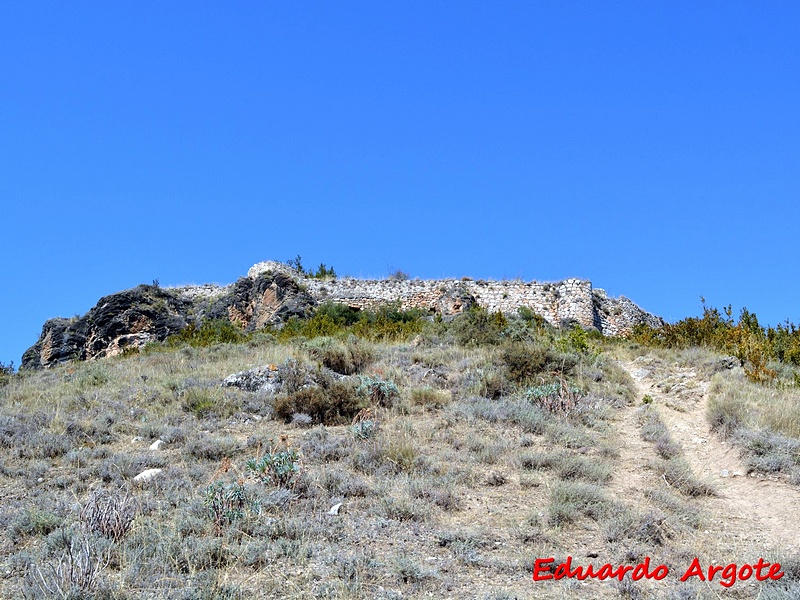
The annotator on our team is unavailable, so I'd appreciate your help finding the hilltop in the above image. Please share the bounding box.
[1,261,799,599]
[21,260,662,369]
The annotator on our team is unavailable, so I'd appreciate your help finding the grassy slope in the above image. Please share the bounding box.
[1,320,799,599]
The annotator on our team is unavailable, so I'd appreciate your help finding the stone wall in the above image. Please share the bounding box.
[247,261,663,336]
[23,260,663,368]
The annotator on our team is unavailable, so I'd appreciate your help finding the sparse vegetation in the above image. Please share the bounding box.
[632,298,800,383]
[2,293,799,599]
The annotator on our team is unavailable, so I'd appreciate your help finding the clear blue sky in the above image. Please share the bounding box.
[2,2,799,367]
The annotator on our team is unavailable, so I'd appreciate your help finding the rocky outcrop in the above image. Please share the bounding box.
[22,269,315,369]
[22,260,663,369]
[22,285,190,369]
[203,271,315,330]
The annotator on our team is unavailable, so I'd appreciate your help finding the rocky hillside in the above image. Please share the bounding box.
[22,261,663,369]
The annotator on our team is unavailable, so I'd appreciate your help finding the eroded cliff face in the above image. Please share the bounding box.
[21,285,191,369]
[22,261,663,368]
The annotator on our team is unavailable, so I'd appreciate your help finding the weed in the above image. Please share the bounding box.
[306,337,373,375]
[548,481,609,525]
[410,387,450,408]
[451,306,508,346]
[357,375,399,407]
[167,319,249,348]
[656,458,715,497]
[638,404,681,459]
[23,529,109,599]
[301,427,352,461]
[0,360,14,386]
[525,380,585,415]
[352,419,380,440]
[379,496,429,522]
[10,508,63,543]
[81,488,139,542]
[246,446,301,488]
[203,482,256,534]
[186,436,238,461]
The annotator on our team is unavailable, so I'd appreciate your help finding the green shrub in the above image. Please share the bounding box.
[352,419,380,440]
[246,448,301,488]
[706,390,747,437]
[350,303,426,341]
[286,255,336,279]
[630,301,799,383]
[502,344,569,383]
[277,302,425,342]
[517,306,547,330]
[203,482,257,534]
[0,361,14,386]
[10,508,63,543]
[556,324,592,354]
[525,380,584,414]
[451,307,508,346]
[167,319,249,348]
[357,376,399,407]
[182,388,216,418]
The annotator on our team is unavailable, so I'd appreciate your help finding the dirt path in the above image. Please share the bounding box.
[618,357,800,555]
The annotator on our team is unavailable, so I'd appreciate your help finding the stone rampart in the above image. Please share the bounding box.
[248,261,663,336]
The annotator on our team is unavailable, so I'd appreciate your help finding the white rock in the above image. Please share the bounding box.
[149,439,165,451]
[720,470,730,478]
[133,468,163,483]
[327,502,343,515]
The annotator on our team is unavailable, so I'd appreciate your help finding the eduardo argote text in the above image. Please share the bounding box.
[533,556,784,588]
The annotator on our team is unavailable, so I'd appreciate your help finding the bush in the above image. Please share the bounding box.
[388,269,410,281]
[286,255,336,279]
[352,419,380,440]
[502,344,572,383]
[357,376,399,407]
[451,307,508,346]
[548,481,609,525]
[274,381,367,425]
[186,436,238,461]
[278,302,425,342]
[203,482,256,534]
[0,361,14,386]
[306,337,373,375]
[351,303,426,341]
[246,448,301,488]
[410,387,450,408]
[22,529,108,599]
[81,488,139,542]
[167,319,249,348]
[525,380,585,415]
[657,458,715,497]
[630,301,800,383]
[10,508,63,543]
[706,390,747,438]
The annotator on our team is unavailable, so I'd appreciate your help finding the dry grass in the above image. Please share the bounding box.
[0,333,797,598]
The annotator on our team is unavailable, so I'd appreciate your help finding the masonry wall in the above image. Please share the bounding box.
[247,261,663,336]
